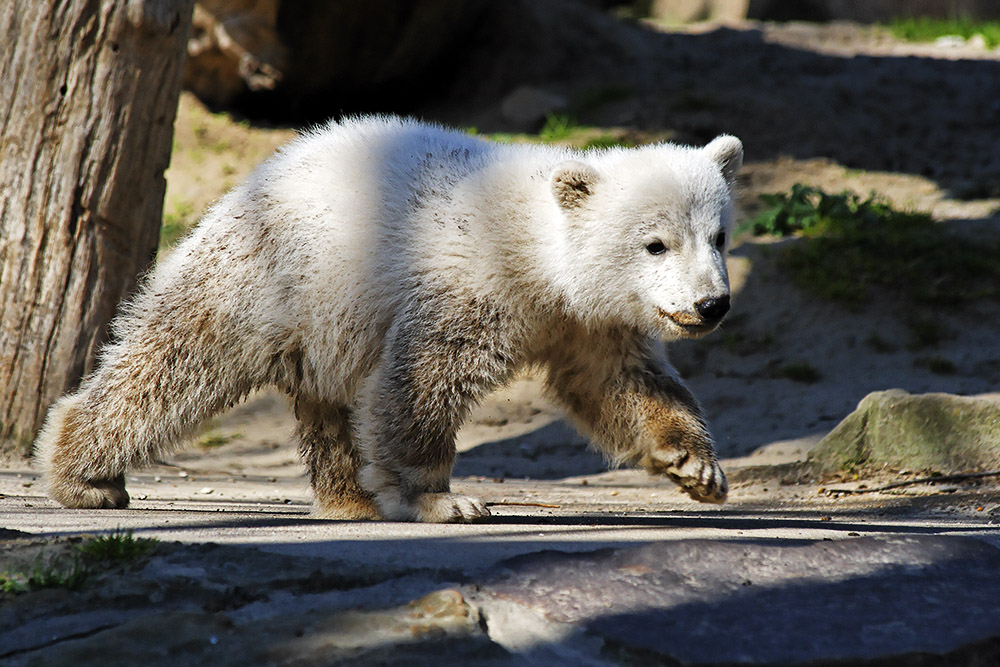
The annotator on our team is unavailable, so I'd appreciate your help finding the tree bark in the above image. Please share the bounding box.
[0,0,195,450]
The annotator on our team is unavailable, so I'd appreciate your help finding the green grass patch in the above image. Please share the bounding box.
[581,133,637,151]
[161,199,196,247]
[77,528,157,562]
[1,555,88,594]
[538,114,578,142]
[745,184,1000,308]
[886,16,1000,49]
[479,116,657,150]
[1,531,158,596]
[197,431,239,449]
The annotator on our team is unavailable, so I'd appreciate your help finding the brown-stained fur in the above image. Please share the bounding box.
[294,398,380,520]
[356,290,522,519]
[551,162,599,209]
[542,325,726,503]
[37,118,737,522]
[659,309,703,326]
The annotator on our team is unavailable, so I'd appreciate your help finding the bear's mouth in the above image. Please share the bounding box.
[657,308,716,336]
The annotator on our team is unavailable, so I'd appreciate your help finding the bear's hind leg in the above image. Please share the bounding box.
[36,305,260,509]
[294,398,380,520]
[36,393,131,508]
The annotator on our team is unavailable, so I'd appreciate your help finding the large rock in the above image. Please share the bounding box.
[475,536,1000,664]
[810,389,1000,473]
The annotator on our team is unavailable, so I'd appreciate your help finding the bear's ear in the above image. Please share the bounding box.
[551,160,600,210]
[704,135,743,186]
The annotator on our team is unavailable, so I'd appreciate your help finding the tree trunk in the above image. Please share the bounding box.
[0,0,195,451]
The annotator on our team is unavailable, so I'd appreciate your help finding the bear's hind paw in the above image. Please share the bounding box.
[313,495,383,520]
[48,474,130,509]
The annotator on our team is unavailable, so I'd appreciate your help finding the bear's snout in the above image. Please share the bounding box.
[694,295,730,323]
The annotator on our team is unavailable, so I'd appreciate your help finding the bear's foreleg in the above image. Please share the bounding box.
[545,334,727,503]
[294,398,381,520]
[355,296,516,522]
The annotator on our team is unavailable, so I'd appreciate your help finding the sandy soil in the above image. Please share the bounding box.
[8,17,1000,507]
[156,23,1000,488]
[5,17,1000,666]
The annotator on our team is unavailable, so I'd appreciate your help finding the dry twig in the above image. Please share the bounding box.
[826,470,1000,495]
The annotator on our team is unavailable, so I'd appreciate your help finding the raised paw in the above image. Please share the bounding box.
[671,457,728,503]
[48,474,130,509]
[646,450,728,503]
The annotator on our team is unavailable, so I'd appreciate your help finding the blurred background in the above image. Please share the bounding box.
[162,0,1000,463]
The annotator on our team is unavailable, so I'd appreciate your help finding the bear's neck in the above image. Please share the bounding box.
[456,153,577,320]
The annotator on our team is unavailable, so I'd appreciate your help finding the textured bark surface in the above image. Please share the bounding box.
[0,0,195,449]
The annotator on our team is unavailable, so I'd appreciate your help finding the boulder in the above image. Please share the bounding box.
[476,536,1000,664]
[810,389,1000,473]
[644,0,750,23]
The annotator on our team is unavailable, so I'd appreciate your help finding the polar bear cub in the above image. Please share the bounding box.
[36,116,742,523]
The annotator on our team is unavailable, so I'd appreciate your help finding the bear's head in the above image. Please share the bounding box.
[550,135,743,340]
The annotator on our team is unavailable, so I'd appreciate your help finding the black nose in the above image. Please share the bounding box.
[695,295,730,322]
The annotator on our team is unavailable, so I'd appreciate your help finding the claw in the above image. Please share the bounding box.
[413,492,491,523]
[649,449,728,504]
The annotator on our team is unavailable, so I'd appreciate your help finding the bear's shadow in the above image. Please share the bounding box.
[453,420,609,480]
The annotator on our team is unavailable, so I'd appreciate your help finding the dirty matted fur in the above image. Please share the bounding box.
[35,116,742,522]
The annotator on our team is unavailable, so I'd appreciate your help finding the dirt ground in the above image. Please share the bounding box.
[147,18,1000,479]
[3,15,1000,665]
[6,11,1000,538]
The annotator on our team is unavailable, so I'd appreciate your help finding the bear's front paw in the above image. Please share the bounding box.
[410,492,491,523]
[48,474,130,509]
[672,458,728,504]
[647,450,728,504]
[361,464,491,522]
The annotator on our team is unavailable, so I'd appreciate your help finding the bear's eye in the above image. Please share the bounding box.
[645,240,667,256]
[714,231,727,251]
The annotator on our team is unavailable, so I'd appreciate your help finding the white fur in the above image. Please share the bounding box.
[35,116,742,521]
[165,116,737,386]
